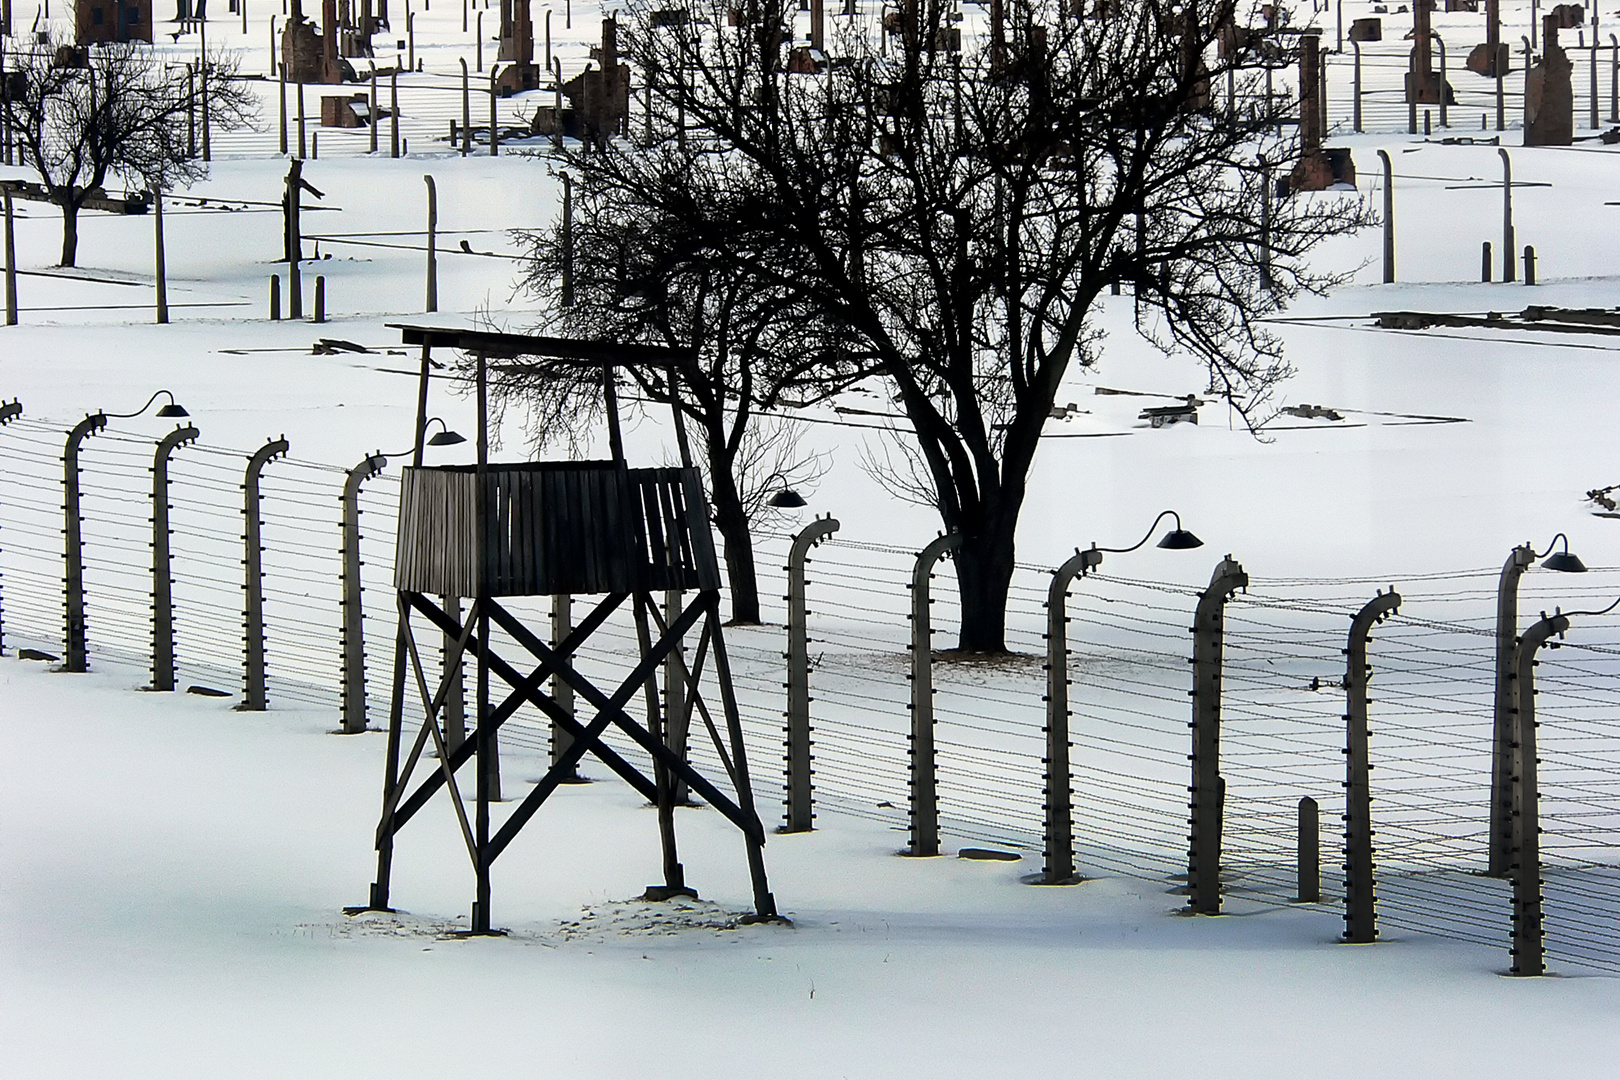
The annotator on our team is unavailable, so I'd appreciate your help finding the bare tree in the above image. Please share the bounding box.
[3,35,257,266]
[572,0,1370,651]
[502,163,865,622]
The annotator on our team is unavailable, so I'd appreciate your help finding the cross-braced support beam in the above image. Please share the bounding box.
[365,586,778,928]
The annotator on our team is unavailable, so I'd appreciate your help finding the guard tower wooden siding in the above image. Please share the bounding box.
[394,462,720,598]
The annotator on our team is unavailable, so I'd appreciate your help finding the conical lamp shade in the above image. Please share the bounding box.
[1542,551,1587,573]
[1157,529,1203,550]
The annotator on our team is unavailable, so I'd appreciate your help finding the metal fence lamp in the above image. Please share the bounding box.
[380,418,467,459]
[1540,532,1587,573]
[1489,528,1589,875]
[1081,510,1203,574]
[765,471,807,508]
[103,389,189,420]
[424,417,467,446]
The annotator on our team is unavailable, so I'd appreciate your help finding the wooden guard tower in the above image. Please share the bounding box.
[361,325,779,931]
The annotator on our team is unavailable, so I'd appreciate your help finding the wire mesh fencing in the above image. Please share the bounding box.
[5,415,1620,972]
[749,531,1620,975]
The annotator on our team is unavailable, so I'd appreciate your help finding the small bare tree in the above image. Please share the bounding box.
[3,35,256,266]
[502,162,869,623]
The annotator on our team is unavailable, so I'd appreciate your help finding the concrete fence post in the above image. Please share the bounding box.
[489,66,500,156]
[907,533,961,857]
[1510,610,1569,976]
[1039,549,1090,885]
[548,591,579,777]
[560,171,574,306]
[153,189,168,325]
[4,187,17,326]
[1352,40,1362,131]
[340,452,387,733]
[460,58,471,154]
[1320,45,1330,133]
[1500,148,1516,283]
[278,62,288,154]
[1378,149,1394,283]
[1258,155,1272,291]
[1298,796,1320,902]
[1408,46,1418,134]
[1591,15,1601,128]
[784,515,839,833]
[1343,588,1401,944]
[239,437,289,710]
[150,424,201,692]
[1187,556,1247,915]
[553,55,565,150]
[1609,34,1618,123]
[1490,543,1535,876]
[0,399,19,650]
[423,175,438,313]
[62,412,108,672]
[201,54,212,162]
[664,586,690,803]
[1433,32,1448,127]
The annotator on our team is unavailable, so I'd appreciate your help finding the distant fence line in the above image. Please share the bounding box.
[3,404,1620,976]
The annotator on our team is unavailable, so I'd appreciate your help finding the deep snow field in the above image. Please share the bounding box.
[5,0,1620,1075]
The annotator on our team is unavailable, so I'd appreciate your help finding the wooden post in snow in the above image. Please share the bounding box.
[424,174,438,312]
[3,187,16,326]
[154,189,168,324]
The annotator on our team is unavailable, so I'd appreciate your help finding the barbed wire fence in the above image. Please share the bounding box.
[4,412,1620,973]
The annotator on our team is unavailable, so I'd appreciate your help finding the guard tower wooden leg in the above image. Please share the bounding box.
[369,605,413,912]
[635,591,690,897]
[707,594,778,920]
[473,598,493,933]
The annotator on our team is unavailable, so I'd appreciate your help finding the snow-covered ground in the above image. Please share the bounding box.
[4,1,1620,1075]
[7,658,1620,1079]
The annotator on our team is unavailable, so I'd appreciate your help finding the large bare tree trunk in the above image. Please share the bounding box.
[58,202,79,267]
[708,462,762,625]
[952,510,1018,653]
[942,432,1033,653]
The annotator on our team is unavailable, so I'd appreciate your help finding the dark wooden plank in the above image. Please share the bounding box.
[656,474,685,590]
[680,468,723,590]
[515,468,534,594]
[573,469,592,595]
[389,324,697,366]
